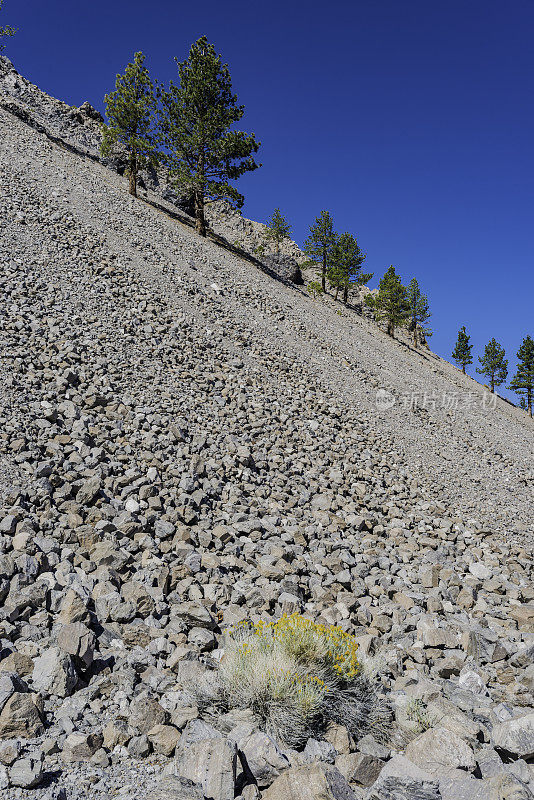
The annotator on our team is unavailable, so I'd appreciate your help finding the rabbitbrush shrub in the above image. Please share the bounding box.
[193,614,390,747]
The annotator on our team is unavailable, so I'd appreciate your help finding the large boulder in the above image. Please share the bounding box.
[262,763,356,800]
[57,622,95,668]
[439,773,534,800]
[237,730,290,788]
[173,737,237,800]
[172,602,216,631]
[0,693,43,738]
[129,697,168,735]
[492,712,534,759]
[404,727,476,775]
[61,732,104,763]
[9,755,43,788]
[32,647,78,697]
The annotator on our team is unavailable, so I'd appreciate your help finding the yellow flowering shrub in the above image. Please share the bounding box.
[229,613,361,682]
[214,614,379,746]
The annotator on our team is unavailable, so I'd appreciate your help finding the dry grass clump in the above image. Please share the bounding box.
[193,614,390,747]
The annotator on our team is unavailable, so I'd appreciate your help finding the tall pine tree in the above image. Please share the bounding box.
[303,211,336,292]
[407,278,431,348]
[327,233,372,303]
[0,0,16,52]
[265,209,292,254]
[476,338,508,393]
[158,37,260,237]
[451,327,473,373]
[101,52,157,198]
[509,335,534,416]
[366,265,410,338]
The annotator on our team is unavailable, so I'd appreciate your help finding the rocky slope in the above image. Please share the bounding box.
[0,67,533,800]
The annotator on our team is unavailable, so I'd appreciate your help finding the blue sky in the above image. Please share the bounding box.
[5,0,533,400]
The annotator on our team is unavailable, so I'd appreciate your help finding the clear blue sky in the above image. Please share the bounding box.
[5,0,533,400]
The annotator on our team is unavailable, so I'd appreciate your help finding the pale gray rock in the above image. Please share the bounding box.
[62,731,104,762]
[32,646,78,697]
[492,712,534,759]
[404,727,476,775]
[9,754,43,788]
[238,730,290,788]
[174,737,237,800]
[262,763,357,800]
[57,621,95,667]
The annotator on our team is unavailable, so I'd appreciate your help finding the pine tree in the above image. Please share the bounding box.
[303,211,336,292]
[451,327,473,374]
[158,36,260,237]
[101,52,157,198]
[366,265,410,338]
[265,208,292,254]
[327,233,372,303]
[476,338,508,393]
[407,278,432,348]
[508,335,534,417]
[0,0,16,52]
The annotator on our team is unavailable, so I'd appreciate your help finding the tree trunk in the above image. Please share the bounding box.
[462,365,466,374]
[491,377,495,393]
[322,256,326,292]
[529,389,533,417]
[334,287,339,301]
[195,191,206,237]
[343,285,348,303]
[413,327,418,348]
[128,155,137,197]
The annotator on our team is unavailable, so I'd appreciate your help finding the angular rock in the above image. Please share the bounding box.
[238,730,290,788]
[492,712,534,759]
[262,763,356,800]
[57,622,95,668]
[62,732,104,762]
[174,737,237,800]
[404,727,476,775]
[32,647,77,697]
[9,755,43,788]
[0,692,43,738]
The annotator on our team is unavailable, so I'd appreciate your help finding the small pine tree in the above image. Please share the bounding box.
[407,278,432,348]
[265,208,292,254]
[101,52,157,197]
[476,338,508,393]
[307,280,324,300]
[303,211,336,292]
[451,326,473,374]
[158,37,260,237]
[508,335,534,417]
[0,0,16,52]
[327,232,372,303]
[366,265,410,338]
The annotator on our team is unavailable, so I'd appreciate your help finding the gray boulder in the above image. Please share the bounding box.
[262,763,356,800]
[238,730,290,788]
[174,737,237,800]
[57,622,95,668]
[404,726,476,775]
[492,712,534,759]
[0,692,43,738]
[9,755,43,788]
[32,647,78,697]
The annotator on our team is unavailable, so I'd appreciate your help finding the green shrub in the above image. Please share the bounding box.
[405,698,438,733]
[189,614,390,747]
[307,280,324,299]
